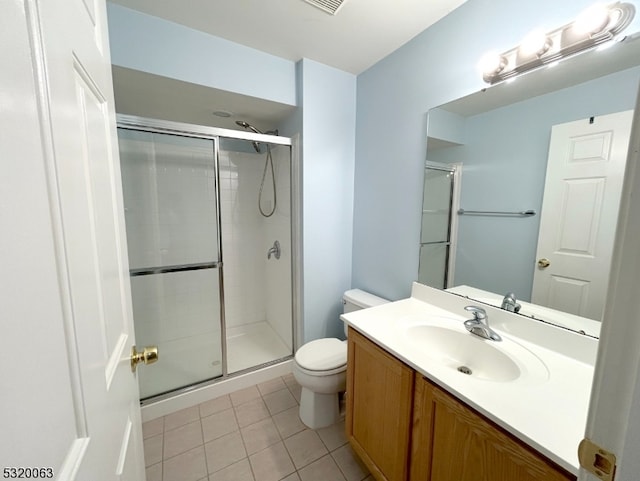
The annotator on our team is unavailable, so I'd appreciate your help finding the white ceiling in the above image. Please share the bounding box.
[109,0,467,75]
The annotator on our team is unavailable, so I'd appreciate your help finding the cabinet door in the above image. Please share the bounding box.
[347,328,415,481]
[410,377,575,481]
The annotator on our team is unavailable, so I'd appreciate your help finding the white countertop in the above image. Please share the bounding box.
[341,282,597,475]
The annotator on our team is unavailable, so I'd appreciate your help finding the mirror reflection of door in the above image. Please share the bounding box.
[418,163,460,288]
[532,110,634,320]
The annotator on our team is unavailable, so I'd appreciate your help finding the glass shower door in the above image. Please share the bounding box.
[118,128,222,399]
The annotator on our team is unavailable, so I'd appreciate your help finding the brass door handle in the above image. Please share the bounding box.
[538,258,551,268]
[131,345,158,372]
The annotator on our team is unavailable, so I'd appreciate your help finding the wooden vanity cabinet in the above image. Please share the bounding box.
[346,328,415,481]
[346,327,576,481]
[410,376,575,481]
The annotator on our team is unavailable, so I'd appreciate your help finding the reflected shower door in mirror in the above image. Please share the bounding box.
[418,163,460,289]
[118,128,223,399]
[419,33,640,337]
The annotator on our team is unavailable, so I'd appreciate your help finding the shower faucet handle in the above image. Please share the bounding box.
[267,240,281,260]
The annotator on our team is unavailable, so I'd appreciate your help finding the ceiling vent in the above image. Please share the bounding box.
[302,0,347,15]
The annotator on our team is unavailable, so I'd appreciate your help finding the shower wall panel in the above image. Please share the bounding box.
[219,150,268,328]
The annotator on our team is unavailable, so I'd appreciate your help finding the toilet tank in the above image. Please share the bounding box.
[342,289,389,313]
[342,289,389,335]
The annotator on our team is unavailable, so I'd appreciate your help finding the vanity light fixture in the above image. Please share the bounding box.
[480,2,635,84]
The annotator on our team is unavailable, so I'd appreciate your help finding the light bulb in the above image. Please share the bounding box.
[519,29,551,57]
[574,4,611,35]
[478,51,507,76]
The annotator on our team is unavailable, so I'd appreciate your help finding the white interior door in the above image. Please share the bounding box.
[1,0,145,479]
[532,111,633,320]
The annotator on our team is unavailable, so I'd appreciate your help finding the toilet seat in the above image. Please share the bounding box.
[294,338,347,375]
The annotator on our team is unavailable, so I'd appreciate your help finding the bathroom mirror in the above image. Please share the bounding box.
[420,32,640,338]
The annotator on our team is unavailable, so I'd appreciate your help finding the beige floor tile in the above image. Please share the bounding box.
[284,430,328,470]
[200,395,233,418]
[316,420,347,451]
[263,388,297,415]
[146,378,365,481]
[257,377,287,396]
[202,408,239,443]
[164,405,200,431]
[288,383,302,403]
[142,417,164,439]
[164,420,204,459]
[205,430,247,474]
[272,406,306,439]
[145,463,162,481]
[240,418,281,455]
[208,458,254,481]
[144,434,163,467]
[298,454,346,481]
[163,445,208,481]
[230,386,261,406]
[331,444,369,481]
[248,442,295,481]
[234,398,271,428]
[280,474,301,481]
[281,373,297,387]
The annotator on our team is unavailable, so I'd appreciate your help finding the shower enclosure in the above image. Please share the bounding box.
[117,115,296,401]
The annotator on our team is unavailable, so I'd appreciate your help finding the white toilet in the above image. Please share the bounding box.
[293,289,389,429]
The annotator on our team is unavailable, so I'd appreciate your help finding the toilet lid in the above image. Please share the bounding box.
[295,338,347,371]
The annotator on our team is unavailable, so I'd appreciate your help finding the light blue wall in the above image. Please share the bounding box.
[298,59,357,341]
[429,66,640,300]
[352,0,640,301]
[106,3,296,105]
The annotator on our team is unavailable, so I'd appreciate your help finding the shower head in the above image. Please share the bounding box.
[235,120,262,153]
[235,120,263,135]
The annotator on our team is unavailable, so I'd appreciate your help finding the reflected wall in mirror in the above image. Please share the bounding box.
[420,34,640,338]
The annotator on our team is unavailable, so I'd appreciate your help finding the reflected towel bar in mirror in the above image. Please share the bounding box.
[457,209,536,217]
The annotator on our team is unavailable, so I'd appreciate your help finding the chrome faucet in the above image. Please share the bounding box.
[501,292,521,313]
[464,306,502,342]
[267,240,281,260]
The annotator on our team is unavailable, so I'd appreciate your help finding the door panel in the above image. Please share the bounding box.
[3,0,146,478]
[532,111,633,320]
[557,178,605,255]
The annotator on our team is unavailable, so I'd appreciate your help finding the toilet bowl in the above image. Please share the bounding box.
[293,289,388,429]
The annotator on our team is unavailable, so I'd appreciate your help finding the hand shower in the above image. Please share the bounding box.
[235,120,261,153]
[235,120,277,217]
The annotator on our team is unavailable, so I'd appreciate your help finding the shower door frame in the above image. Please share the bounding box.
[117,114,300,403]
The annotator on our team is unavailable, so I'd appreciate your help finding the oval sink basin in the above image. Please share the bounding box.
[401,319,549,383]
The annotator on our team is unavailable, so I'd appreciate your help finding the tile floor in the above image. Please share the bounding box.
[143,373,373,481]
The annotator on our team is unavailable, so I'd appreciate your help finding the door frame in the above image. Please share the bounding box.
[580,83,640,479]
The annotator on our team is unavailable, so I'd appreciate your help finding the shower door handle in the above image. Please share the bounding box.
[131,345,159,372]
